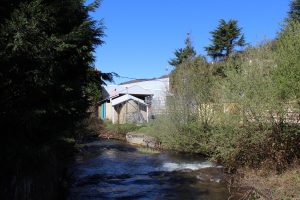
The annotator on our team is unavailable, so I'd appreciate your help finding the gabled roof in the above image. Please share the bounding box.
[111,94,147,106]
[102,85,153,100]
[102,85,125,99]
[119,85,152,95]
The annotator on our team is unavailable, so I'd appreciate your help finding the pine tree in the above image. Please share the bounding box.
[205,19,246,61]
[289,0,300,21]
[169,33,196,67]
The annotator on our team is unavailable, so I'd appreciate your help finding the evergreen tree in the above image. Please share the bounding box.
[169,33,196,67]
[205,19,246,61]
[0,0,106,199]
[289,0,300,21]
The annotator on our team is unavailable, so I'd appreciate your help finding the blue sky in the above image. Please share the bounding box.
[88,0,290,84]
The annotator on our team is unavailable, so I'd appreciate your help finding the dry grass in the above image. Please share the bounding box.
[229,165,300,199]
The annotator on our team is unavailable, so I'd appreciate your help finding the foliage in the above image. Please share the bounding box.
[85,68,102,104]
[168,33,196,67]
[205,19,246,61]
[274,20,300,100]
[142,40,300,173]
[169,33,197,92]
[223,43,278,124]
[0,0,105,199]
[138,116,177,145]
[141,57,220,153]
[288,0,300,22]
[213,43,299,171]
[169,56,220,127]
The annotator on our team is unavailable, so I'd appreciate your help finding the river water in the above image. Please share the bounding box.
[68,139,230,200]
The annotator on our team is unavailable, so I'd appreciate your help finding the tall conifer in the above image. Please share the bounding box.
[205,19,246,61]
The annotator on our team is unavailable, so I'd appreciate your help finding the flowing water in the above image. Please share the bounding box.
[68,139,230,200]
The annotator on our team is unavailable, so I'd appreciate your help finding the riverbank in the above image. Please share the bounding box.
[98,121,141,140]
[228,166,300,199]
[101,121,300,199]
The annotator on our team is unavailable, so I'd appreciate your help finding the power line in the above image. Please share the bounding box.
[104,73,169,85]
[113,74,168,81]
[114,74,142,80]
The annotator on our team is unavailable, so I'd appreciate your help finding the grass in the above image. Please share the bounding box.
[102,118,168,139]
[137,147,160,154]
[104,120,143,135]
[138,125,156,135]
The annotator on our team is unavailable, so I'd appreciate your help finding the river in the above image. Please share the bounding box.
[68,139,230,200]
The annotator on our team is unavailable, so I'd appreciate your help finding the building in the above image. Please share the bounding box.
[99,76,169,124]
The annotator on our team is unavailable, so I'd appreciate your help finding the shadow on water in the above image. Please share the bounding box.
[68,139,230,200]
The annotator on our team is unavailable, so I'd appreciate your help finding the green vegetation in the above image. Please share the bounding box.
[149,37,300,171]
[137,147,160,154]
[168,33,196,67]
[205,19,246,61]
[0,0,108,199]
[104,120,143,136]
[274,20,300,100]
[168,33,198,91]
[289,0,300,22]
[152,8,300,177]
[144,18,300,196]
[0,0,299,199]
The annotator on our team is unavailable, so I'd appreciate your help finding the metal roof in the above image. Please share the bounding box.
[102,85,153,99]
[119,85,152,95]
[111,94,147,106]
[121,78,170,100]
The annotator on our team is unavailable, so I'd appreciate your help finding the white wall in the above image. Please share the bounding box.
[122,78,169,113]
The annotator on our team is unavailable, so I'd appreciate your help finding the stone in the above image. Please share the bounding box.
[126,132,159,148]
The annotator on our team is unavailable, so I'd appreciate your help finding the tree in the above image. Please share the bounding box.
[0,0,106,199]
[274,20,300,100]
[169,33,196,67]
[205,19,246,61]
[168,33,196,92]
[288,0,300,21]
[85,69,115,105]
[171,57,217,127]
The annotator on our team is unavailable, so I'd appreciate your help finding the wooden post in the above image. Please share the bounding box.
[146,105,149,123]
[98,104,101,119]
[111,98,115,124]
[112,106,115,124]
[125,101,127,124]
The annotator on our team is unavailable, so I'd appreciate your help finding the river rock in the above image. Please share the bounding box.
[126,132,159,148]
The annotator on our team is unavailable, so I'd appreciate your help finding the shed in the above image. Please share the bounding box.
[99,85,153,124]
[111,94,149,124]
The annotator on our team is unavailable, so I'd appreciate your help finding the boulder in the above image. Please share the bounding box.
[126,132,159,148]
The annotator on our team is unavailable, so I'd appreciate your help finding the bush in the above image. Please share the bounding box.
[141,40,300,173]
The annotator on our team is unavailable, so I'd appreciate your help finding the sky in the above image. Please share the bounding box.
[87,0,290,84]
